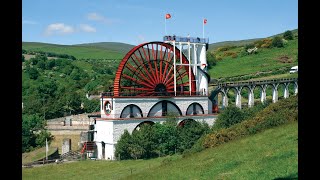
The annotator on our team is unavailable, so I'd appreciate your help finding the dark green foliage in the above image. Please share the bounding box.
[22,114,53,152]
[26,67,39,80]
[115,130,134,160]
[207,52,217,69]
[177,120,210,152]
[83,99,100,113]
[115,119,209,160]
[272,36,284,48]
[22,54,25,62]
[212,106,244,130]
[283,30,294,40]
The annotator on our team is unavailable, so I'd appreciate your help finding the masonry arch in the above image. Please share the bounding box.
[134,121,155,131]
[178,118,196,127]
[147,100,182,117]
[120,104,143,118]
[265,84,274,102]
[186,102,204,115]
[240,86,251,108]
[226,87,238,106]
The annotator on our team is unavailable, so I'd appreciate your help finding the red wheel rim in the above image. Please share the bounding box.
[113,42,196,96]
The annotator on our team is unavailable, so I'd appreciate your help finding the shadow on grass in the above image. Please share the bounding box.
[273,173,298,180]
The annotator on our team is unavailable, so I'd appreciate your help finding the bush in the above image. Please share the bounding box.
[283,30,294,40]
[207,52,217,69]
[272,36,284,48]
[212,106,244,130]
[254,38,272,48]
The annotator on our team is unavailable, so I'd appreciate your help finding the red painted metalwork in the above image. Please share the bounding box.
[113,42,196,96]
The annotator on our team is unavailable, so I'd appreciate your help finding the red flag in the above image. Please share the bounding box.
[165,13,171,19]
[204,19,207,24]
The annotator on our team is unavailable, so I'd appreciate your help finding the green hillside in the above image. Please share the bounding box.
[208,38,262,52]
[22,121,297,179]
[22,42,131,59]
[208,28,297,51]
[74,42,135,54]
[207,29,298,80]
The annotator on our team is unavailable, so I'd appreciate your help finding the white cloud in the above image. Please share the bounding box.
[44,23,75,36]
[79,24,96,32]
[87,12,114,25]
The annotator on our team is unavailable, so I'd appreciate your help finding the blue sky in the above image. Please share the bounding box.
[22,0,298,45]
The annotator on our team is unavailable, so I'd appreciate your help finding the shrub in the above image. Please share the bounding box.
[272,36,284,48]
[207,52,217,69]
[283,30,294,40]
[212,106,244,131]
[254,38,272,48]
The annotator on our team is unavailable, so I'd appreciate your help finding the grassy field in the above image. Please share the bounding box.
[22,42,128,59]
[22,121,297,179]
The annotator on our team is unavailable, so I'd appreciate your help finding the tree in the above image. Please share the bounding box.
[271,36,284,48]
[115,130,132,160]
[22,114,52,152]
[22,55,25,62]
[27,67,39,80]
[177,120,209,152]
[83,99,100,113]
[283,30,293,40]
[63,92,82,115]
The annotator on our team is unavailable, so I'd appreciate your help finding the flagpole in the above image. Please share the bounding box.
[165,15,167,35]
[203,18,204,38]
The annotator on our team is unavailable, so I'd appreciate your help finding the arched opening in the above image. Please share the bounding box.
[186,103,204,115]
[178,119,196,127]
[147,100,182,117]
[120,104,143,118]
[240,86,250,108]
[226,88,237,106]
[134,121,155,131]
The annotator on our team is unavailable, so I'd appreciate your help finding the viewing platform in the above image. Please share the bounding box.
[163,35,209,44]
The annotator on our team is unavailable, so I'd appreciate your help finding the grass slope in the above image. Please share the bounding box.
[74,42,135,54]
[22,121,297,180]
[22,147,57,164]
[209,38,298,79]
[22,42,128,59]
[208,28,297,51]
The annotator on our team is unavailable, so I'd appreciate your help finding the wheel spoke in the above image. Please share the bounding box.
[122,74,155,89]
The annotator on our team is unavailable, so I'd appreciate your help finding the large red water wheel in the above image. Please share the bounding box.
[113,41,196,96]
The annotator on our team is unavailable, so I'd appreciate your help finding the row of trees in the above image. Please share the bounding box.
[22,49,76,60]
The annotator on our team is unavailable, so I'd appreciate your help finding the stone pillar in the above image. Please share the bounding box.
[222,94,228,108]
[62,138,71,154]
[284,83,289,99]
[272,85,278,103]
[294,82,298,95]
[248,89,254,108]
[236,92,242,109]
[261,88,266,103]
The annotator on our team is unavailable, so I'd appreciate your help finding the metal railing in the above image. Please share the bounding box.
[101,91,210,97]
[163,35,209,44]
[215,78,298,88]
